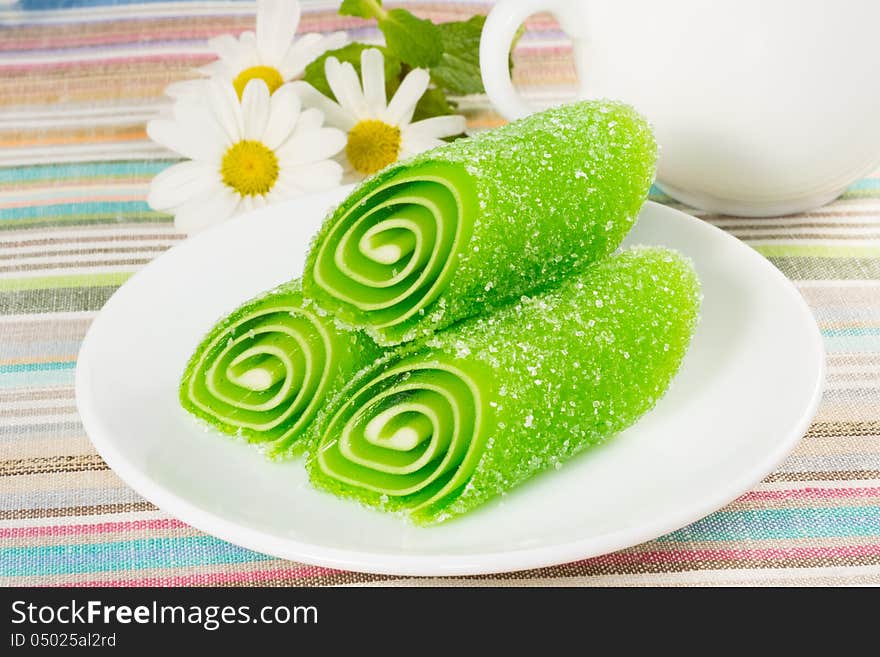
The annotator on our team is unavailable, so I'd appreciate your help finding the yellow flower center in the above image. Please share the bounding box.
[346,119,402,176]
[233,65,285,99]
[221,140,279,196]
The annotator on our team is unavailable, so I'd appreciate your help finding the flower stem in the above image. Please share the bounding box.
[362,0,388,21]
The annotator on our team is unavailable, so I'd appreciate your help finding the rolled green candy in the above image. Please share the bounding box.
[306,247,701,524]
[180,280,384,457]
[303,100,657,346]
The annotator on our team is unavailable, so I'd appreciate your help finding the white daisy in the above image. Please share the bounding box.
[167,0,346,100]
[147,79,346,234]
[291,48,467,179]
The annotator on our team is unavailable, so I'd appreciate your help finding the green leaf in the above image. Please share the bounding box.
[339,0,385,20]
[430,15,485,96]
[302,43,402,102]
[412,87,455,123]
[378,8,443,69]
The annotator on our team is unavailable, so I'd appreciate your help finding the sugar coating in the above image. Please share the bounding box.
[303,100,657,346]
[306,247,702,524]
[179,279,385,458]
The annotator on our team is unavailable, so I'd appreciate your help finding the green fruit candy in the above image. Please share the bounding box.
[180,280,384,457]
[307,248,701,524]
[304,100,657,346]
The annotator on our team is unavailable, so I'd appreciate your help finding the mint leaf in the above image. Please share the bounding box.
[412,87,455,122]
[378,8,442,69]
[339,0,385,19]
[303,43,402,101]
[430,16,485,96]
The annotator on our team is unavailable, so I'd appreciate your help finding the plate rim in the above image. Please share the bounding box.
[75,199,826,576]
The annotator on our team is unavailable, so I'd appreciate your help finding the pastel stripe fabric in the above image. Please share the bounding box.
[1,0,879,587]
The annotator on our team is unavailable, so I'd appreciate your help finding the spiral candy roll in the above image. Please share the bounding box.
[307,247,701,524]
[180,280,384,456]
[303,100,657,346]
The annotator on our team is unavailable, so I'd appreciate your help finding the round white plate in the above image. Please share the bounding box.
[76,190,825,576]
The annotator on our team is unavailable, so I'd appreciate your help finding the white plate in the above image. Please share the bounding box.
[76,190,825,576]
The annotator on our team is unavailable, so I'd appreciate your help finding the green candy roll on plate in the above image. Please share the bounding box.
[303,100,657,346]
[307,247,701,524]
[180,280,384,457]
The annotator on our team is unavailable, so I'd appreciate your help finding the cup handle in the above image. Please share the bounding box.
[480,0,590,121]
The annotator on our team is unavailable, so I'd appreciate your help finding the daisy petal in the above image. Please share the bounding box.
[165,78,209,100]
[279,160,344,194]
[262,83,302,149]
[173,98,232,151]
[146,118,220,161]
[241,79,271,140]
[291,108,325,138]
[266,171,301,202]
[341,171,363,184]
[289,81,356,130]
[403,115,467,140]
[238,31,261,68]
[360,48,387,116]
[334,154,362,184]
[206,81,243,143]
[399,135,446,159]
[325,30,348,51]
[256,0,301,65]
[383,68,430,127]
[172,183,239,234]
[277,127,346,166]
[197,60,233,79]
[238,194,255,215]
[325,57,369,120]
[278,33,322,79]
[148,161,218,210]
[208,33,246,65]
[279,30,347,79]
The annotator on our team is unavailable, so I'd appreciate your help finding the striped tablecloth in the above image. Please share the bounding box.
[2,0,879,587]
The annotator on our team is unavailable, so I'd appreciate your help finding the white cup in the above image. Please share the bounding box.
[480,0,880,216]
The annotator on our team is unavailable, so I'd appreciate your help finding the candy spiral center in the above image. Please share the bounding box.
[311,161,477,334]
[315,355,490,515]
[182,297,333,452]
